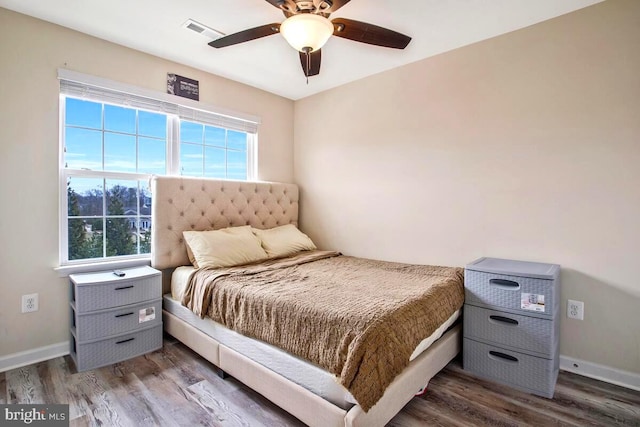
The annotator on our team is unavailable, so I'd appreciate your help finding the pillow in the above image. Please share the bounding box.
[253,224,317,258]
[183,225,268,269]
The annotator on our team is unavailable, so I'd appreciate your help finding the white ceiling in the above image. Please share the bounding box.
[0,0,602,100]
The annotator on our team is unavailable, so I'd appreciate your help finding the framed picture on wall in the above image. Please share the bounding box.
[167,73,199,101]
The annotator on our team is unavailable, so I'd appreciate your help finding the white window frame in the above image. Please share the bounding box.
[57,70,259,272]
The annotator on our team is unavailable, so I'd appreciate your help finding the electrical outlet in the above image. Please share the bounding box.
[22,293,39,313]
[567,299,584,320]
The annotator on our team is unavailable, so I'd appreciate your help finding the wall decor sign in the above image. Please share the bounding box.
[167,73,199,101]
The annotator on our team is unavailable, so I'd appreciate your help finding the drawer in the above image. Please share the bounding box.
[72,299,162,342]
[464,270,557,318]
[463,338,558,398]
[72,273,161,312]
[463,305,556,358]
[70,324,162,372]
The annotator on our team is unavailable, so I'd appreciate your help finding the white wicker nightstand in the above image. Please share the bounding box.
[69,266,162,372]
[463,257,560,398]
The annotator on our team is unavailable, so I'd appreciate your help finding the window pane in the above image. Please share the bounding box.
[104,104,136,134]
[227,130,247,151]
[139,111,166,138]
[139,137,166,174]
[106,181,138,215]
[104,133,136,172]
[180,142,203,176]
[65,98,102,129]
[204,147,226,178]
[105,179,135,258]
[180,121,203,143]
[106,216,136,256]
[65,128,102,170]
[68,218,104,260]
[227,150,247,181]
[67,177,104,216]
[205,126,225,148]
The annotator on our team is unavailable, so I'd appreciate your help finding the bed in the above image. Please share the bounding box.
[151,176,464,427]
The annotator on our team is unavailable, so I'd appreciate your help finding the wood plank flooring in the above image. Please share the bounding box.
[1,336,638,426]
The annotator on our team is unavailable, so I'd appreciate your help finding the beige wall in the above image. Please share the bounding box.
[1,0,638,379]
[294,0,640,374]
[0,8,294,357]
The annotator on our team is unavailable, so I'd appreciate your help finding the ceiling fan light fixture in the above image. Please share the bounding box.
[280,14,334,52]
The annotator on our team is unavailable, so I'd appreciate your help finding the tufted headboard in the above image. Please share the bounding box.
[150,176,299,270]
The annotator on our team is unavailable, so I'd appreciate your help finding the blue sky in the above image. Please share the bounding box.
[65,97,248,197]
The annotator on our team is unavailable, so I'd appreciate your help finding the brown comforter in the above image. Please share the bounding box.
[181,250,464,412]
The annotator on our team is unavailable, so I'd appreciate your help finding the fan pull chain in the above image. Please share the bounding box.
[302,46,312,84]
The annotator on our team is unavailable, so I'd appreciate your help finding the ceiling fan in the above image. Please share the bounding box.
[208,0,412,80]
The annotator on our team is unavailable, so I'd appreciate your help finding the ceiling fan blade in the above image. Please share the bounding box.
[331,18,411,49]
[264,0,286,8]
[325,0,351,13]
[208,23,281,48]
[264,0,297,15]
[299,49,322,77]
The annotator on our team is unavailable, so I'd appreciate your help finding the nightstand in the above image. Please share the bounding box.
[69,265,163,372]
[463,257,560,398]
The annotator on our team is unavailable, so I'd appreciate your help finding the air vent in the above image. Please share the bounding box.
[182,19,225,40]
[187,22,205,33]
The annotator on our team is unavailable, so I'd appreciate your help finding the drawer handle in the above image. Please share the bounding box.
[114,285,134,291]
[489,351,519,364]
[115,312,134,318]
[489,315,519,326]
[489,278,520,290]
[116,338,135,344]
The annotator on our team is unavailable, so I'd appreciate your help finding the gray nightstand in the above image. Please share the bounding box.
[463,257,560,398]
[69,266,163,372]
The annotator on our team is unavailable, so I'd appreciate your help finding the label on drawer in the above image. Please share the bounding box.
[521,293,545,312]
[139,307,156,323]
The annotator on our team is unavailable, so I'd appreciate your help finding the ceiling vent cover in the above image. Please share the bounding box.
[182,19,224,40]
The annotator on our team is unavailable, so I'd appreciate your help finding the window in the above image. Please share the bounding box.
[59,71,259,266]
[64,99,163,262]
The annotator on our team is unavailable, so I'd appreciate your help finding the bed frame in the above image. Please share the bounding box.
[151,176,461,427]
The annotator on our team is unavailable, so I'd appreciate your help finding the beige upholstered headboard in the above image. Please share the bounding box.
[150,176,299,270]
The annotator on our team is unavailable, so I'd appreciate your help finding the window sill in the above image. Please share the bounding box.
[55,256,151,277]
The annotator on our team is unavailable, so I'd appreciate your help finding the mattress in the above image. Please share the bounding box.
[167,266,460,409]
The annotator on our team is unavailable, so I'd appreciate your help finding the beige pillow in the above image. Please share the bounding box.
[253,224,317,258]
[183,226,268,269]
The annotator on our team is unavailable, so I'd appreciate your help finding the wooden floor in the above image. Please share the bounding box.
[2,336,639,426]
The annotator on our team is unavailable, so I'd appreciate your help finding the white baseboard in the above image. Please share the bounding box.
[0,342,70,373]
[560,355,640,392]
